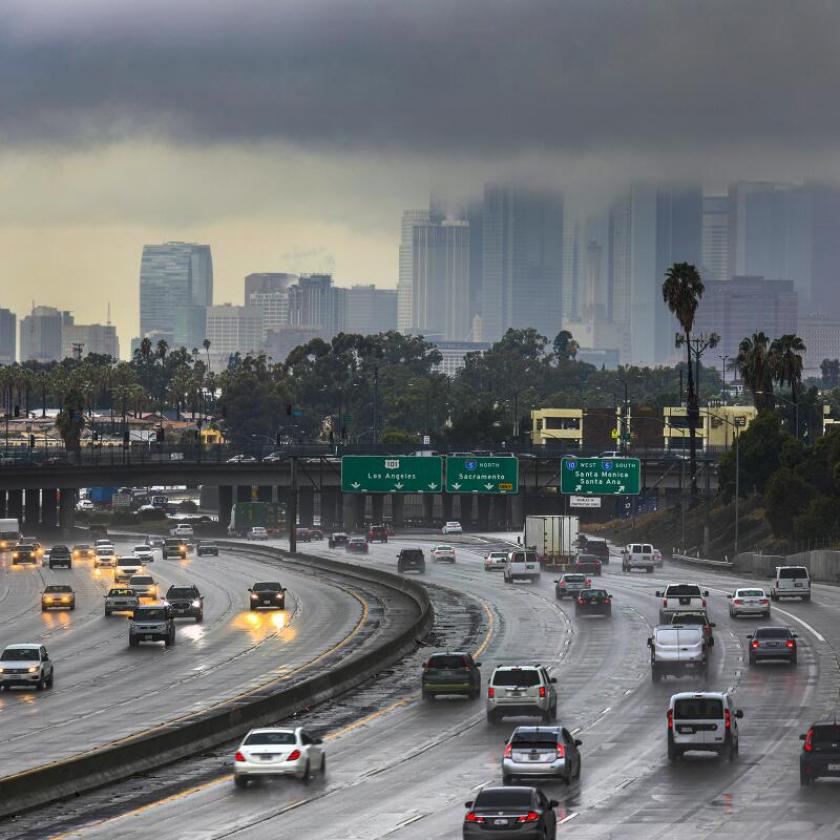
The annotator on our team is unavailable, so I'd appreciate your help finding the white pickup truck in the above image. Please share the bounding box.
[656,583,709,624]
[621,543,656,573]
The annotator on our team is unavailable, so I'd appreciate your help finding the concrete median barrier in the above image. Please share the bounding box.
[0,545,433,818]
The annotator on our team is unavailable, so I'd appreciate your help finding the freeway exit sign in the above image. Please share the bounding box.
[445,456,519,494]
[341,456,443,493]
[561,456,641,496]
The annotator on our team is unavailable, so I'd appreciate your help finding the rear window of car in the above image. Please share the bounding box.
[737,589,764,597]
[779,567,808,579]
[118,558,139,566]
[131,576,153,584]
[509,551,537,564]
[629,544,642,552]
[564,574,586,583]
[674,698,724,719]
[401,550,424,560]
[244,731,296,745]
[511,737,556,749]
[427,655,467,669]
[582,589,608,599]
[474,790,533,808]
[665,585,701,597]
[108,589,134,597]
[654,629,689,645]
[755,627,790,639]
[492,669,541,687]
[811,725,840,746]
[44,585,71,593]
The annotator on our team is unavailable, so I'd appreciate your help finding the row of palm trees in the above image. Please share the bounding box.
[734,332,806,411]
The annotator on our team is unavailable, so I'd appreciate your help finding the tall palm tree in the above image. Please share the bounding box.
[202,338,212,373]
[735,332,774,410]
[770,334,806,402]
[662,262,705,497]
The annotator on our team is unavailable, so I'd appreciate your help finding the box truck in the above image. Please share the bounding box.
[524,515,579,569]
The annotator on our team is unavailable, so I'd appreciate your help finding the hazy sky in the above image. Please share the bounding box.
[3,0,840,354]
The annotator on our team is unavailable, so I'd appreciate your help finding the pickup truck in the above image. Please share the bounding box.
[621,543,656,573]
[656,583,709,623]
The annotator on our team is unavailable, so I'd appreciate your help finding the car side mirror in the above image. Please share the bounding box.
[464,801,474,809]
[646,638,653,647]
[549,799,559,808]
[745,635,753,639]
[703,591,709,597]
[792,634,798,639]
[554,579,560,583]
[655,591,661,597]
[574,739,582,746]
[248,588,252,592]
[710,623,716,627]
[475,662,481,667]
[726,594,732,599]
[799,733,807,741]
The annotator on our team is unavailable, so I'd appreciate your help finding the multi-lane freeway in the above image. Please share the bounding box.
[3,532,840,839]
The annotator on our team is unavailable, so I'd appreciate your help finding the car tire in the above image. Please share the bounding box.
[646,567,654,573]
[651,669,661,683]
[728,742,736,762]
[105,609,111,616]
[575,756,582,779]
[667,740,678,761]
[234,776,248,789]
[41,606,46,612]
[486,710,497,724]
[803,594,811,602]
[302,760,311,784]
[749,655,756,666]
[36,675,45,691]
[196,613,203,623]
[800,769,811,787]
[502,774,514,786]
[129,636,139,647]
[47,671,54,688]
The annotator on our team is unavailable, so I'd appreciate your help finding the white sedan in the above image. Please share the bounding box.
[234,727,325,787]
[431,545,456,563]
[484,551,508,571]
[728,587,771,618]
[441,521,462,535]
[132,545,155,563]
[248,527,269,541]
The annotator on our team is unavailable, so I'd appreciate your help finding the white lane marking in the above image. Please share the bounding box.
[771,604,826,643]
[559,812,579,825]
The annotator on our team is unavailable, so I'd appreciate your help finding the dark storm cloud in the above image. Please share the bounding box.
[3,0,840,156]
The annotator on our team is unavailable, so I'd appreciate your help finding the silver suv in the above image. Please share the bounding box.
[487,665,557,723]
[649,625,708,682]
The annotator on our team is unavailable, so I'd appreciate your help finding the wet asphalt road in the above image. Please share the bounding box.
[0,540,370,778]
[16,533,840,839]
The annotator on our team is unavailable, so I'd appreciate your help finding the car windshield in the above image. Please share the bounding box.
[756,627,790,639]
[118,558,140,566]
[131,576,153,584]
[779,567,808,579]
[243,731,297,745]
[51,546,69,553]
[489,553,507,559]
[253,582,282,591]
[1,648,39,661]
[666,585,701,597]
[167,588,197,598]
[492,669,540,687]
[74,545,90,550]
[98,548,114,555]
[474,790,532,809]
[674,698,724,719]
[427,655,467,669]
[737,589,764,597]
[44,585,71,593]
[134,609,166,620]
[436,546,453,551]
[134,546,149,552]
[108,589,134,597]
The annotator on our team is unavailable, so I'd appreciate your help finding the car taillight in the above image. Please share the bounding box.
[287,749,301,761]
[585,578,591,585]
[556,743,565,758]
[759,599,769,605]
[234,751,245,762]
[751,640,759,649]
[733,599,743,605]
[539,686,546,698]
[488,686,495,699]
[603,597,610,604]
[725,708,731,730]
[503,744,512,758]
[804,729,814,752]
[577,598,585,605]
[667,709,673,730]
[662,599,667,607]
[465,812,485,823]
[701,598,707,607]
[517,812,540,823]
[786,639,795,648]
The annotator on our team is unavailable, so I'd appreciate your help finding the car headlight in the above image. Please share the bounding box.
[250,593,258,599]
[0,668,4,673]
[44,597,53,603]
[192,600,201,608]
[61,596,71,602]
[27,666,38,673]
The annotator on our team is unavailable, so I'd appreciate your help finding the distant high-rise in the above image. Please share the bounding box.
[728,182,812,306]
[345,285,398,335]
[139,242,213,349]
[702,196,729,282]
[20,306,71,363]
[398,210,431,333]
[481,186,564,342]
[205,304,263,369]
[61,323,119,360]
[244,273,297,338]
[809,183,840,319]
[0,309,16,365]
[288,274,346,337]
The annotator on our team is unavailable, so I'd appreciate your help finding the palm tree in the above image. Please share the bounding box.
[156,339,169,362]
[202,338,212,372]
[770,334,806,402]
[735,332,774,410]
[662,262,705,497]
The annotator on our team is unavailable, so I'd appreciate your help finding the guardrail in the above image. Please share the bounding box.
[671,551,734,569]
[0,545,434,818]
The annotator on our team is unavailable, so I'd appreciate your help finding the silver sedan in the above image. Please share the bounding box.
[233,727,325,787]
[728,588,771,618]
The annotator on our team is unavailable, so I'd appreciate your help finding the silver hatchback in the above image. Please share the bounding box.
[502,725,582,785]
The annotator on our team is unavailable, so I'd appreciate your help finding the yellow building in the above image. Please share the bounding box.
[663,405,757,450]
[531,408,584,447]
[200,427,226,445]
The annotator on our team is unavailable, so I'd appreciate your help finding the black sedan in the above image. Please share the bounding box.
[346,536,369,554]
[463,787,557,839]
[801,721,840,786]
[747,626,798,666]
[248,581,286,610]
[575,588,612,616]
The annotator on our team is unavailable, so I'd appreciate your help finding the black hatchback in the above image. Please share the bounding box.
[801,722,840,785]
[463,787,557,840]
[575,588,612,616]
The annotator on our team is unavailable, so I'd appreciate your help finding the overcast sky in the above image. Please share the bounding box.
[3,0,840,353]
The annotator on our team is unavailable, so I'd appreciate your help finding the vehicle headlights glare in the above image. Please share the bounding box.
[27,666,38,673]
[191,600,201,607]
[250,593,258,599]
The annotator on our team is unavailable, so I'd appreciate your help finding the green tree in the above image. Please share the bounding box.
[662,262,705,497]
[735,331,774,410]
[763,468,813,538]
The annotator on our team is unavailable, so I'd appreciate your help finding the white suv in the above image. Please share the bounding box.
[486,665,557,723]
[504,550,541,584]
[771,566,811,602]
[0,643,54,691]
[668,691,743,761]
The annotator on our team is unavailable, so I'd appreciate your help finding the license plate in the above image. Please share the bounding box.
[263,600,272,604]
[828,764,840,771]
[679,726,694,733]
[143,634,154,640]
[794,582,803,587]
[494,819,509,826]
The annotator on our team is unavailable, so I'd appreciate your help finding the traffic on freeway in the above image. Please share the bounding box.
[4,523,840,840]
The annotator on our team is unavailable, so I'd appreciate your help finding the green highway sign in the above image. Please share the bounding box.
[341,455,443,493]
[445,456,519,494]
[560,456,641,496]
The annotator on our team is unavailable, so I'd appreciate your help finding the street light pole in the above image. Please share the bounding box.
[372,366,379,447]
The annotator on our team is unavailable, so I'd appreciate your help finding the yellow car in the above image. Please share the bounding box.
[41,585,76,611]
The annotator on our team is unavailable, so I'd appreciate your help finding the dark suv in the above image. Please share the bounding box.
[398,548,425,574]
[163,537,187,559]
[421,651,481,700]
[12,544,38,565]
[165,584,204,622]
[48,545,72,569]
[801,721,840,786]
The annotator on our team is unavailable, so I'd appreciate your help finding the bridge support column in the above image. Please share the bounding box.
[459,494,474,528]
[0,490,6,518]
[422,495,434,527]
[477,496,491,531]
[299,488,315,527]
[510,493,524,530]
[236,485,251,503]
[491,496,507,530]
[42,490,58,530]
[59,489,76,536]
[371,494,384,524]
[218,486,233,530]
[8,489,23,523]
[24,489,40,529]
[391,495,405,529]
[257,485,273,503]
[320,488,338,531]
[342,493,357,530]
[441,493,453,523]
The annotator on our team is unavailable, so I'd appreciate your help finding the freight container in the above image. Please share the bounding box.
[228,502,284,537]
[524,515,579,568]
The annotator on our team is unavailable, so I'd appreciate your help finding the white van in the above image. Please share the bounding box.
[771,566,811,602]
[668,691,743,761]
[0,518,20,551]
[503,549,541,584]
[648,625,708,681]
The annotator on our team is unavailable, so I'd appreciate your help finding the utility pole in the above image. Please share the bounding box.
[372,366,379,447]
[289,456,298,554]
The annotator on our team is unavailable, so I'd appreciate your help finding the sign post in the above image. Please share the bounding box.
[560,456,641,496]
[341,456,443,493]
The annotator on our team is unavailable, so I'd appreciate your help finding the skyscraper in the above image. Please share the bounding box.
[205,304,263,369]
[61,323,119,360]
[0,309,16,365]
[702,195,729,282]
[345,285,398,335]
[244,273,297,338]
[481,186,564,342]
[808,183,840,319]
[139,242,214,349]
[398,210,431,333]
[288,274,346,337]
[20,306,71,363]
